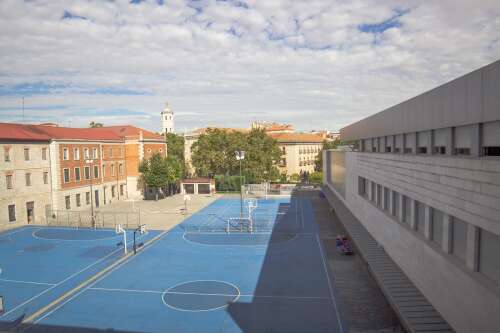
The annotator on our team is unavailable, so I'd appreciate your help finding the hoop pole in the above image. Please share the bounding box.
[123,229,127,255]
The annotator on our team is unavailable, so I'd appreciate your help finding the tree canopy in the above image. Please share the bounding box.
[191,128,282,183]
[138,153,183,199]
[165,132,184,161]
[89,121,104,128]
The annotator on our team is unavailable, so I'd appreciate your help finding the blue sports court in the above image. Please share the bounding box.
[0,195,344,333]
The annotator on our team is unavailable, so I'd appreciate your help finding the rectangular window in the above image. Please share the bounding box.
[383,187,390,211]
[92,148,98,159]
[112,185,116,198]
[483,147,500,156]
[24,148,30,161]
[43,172,48,184]
[8,204,16,222]
[416,201,426,236]
[376,184,382,207]
[85,192,90,205]
[6,175,13,189]
[76,193,81,207]
[42,147,47,160]
[4,147,10,162]
[63,168,70,183]
[65,196,71,209]
[433,146,446,155]
[404,148,413,154]
[84,148,90,159]
[84,166,91,180]
[385,146,392,153]
[358,177,367,197]
[451,217,467,262]
[63,148,69,160]
[417,147,427,154]
[102,165,106,177]
[25,173,31,186]
[479,229,500,284]
[432,208,444,246]
[392,192,400,218]
[120,184,124,196]
[403,196,411,224]
[454,147,471,156]
[109,147,113,157]
[94,165,99,179]
[111,164,115,176]
[74,148,80,160]
[119,163,123,175]
[74,167,81,181]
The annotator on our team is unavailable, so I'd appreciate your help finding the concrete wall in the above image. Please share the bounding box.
[0,142,52,227]
[341,59,500,140]
[324,150,500,332]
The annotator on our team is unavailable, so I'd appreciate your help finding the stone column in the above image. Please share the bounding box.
[466,225,480,271]
[381,187,387,210]
[428,130,434,155]
[447,127,454,156]
[442,214,452,253]
[367,181,373,201]
[471,123,481,157]
[389,190,395,216]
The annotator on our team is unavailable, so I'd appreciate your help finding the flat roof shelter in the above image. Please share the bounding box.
[180,178,216,195]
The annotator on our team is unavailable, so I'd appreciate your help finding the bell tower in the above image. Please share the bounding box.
[161,102,174,134]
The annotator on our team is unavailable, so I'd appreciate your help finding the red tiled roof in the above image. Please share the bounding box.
[0,123,162,142]
[268,132,325,143]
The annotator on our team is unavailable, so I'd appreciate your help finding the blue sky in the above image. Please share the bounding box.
[0,0,499,132]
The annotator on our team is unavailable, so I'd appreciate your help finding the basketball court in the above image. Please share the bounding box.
[0,192,344,333]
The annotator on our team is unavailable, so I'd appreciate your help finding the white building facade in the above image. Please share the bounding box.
[161,102,174,134]
[324,59,500,332]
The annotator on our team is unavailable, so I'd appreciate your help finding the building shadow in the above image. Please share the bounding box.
[226,189,341,333]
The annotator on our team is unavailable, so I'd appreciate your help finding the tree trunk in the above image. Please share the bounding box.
[155,187,159,201]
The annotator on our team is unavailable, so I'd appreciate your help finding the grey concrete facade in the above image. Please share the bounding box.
[324,59,500,332]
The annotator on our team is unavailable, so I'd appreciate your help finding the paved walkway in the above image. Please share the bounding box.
[322,185,454,333]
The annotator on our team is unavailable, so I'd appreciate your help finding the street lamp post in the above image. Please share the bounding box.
[85,159,95,228]
[235,150,245,218]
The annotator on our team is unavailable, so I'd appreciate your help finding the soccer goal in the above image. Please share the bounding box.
[226,199,257,233]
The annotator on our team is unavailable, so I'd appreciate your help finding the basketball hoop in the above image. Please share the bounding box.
[115,224,127,255]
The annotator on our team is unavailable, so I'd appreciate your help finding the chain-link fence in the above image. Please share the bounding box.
[46,210,140,230]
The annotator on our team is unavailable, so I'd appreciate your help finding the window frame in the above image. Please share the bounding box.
[63,168,70,183]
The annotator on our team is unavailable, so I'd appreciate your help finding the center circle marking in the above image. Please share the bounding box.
[162,280,240,311]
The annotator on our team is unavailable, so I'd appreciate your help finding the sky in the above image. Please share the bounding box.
[0,0,499,133]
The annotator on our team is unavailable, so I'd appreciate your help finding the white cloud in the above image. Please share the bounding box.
[0,0,499,132]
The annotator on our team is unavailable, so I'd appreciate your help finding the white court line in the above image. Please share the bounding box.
[0,226,36,238]
[0,279,56,286]
[30,230,165,326]
[88,287,331,300]
[1,231,146,319]
[316,234,345,333]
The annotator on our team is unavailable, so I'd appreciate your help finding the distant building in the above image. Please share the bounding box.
[323,59,500,332]
[251,121,294,133]
[268,132,324,176]
[161,102,174,134]
[0,123,166,228]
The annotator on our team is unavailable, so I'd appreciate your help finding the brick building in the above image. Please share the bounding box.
[0,123,166,228]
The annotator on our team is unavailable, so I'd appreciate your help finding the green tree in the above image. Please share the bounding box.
[315,139,341,171]
[139,153,170,200]
[165,133,185,161]
[89,121,104,128]
[289,173,300,183]
[191,128,282,183]
[309,171,323,184]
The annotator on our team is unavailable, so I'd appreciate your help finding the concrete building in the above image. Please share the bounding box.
[323,59,500,332]
[269,132,324,176]
[0,139,52,229]
[0,123,166,228]
[161,102,174,134]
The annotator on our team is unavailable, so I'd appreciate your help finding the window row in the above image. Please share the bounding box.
[62,163,124,183]
[5,172,49,189]
[3,147,48,162]
[64,185,125,209]
[360,120,500,157]
[358,176,500,285]
[299,146,320,155]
